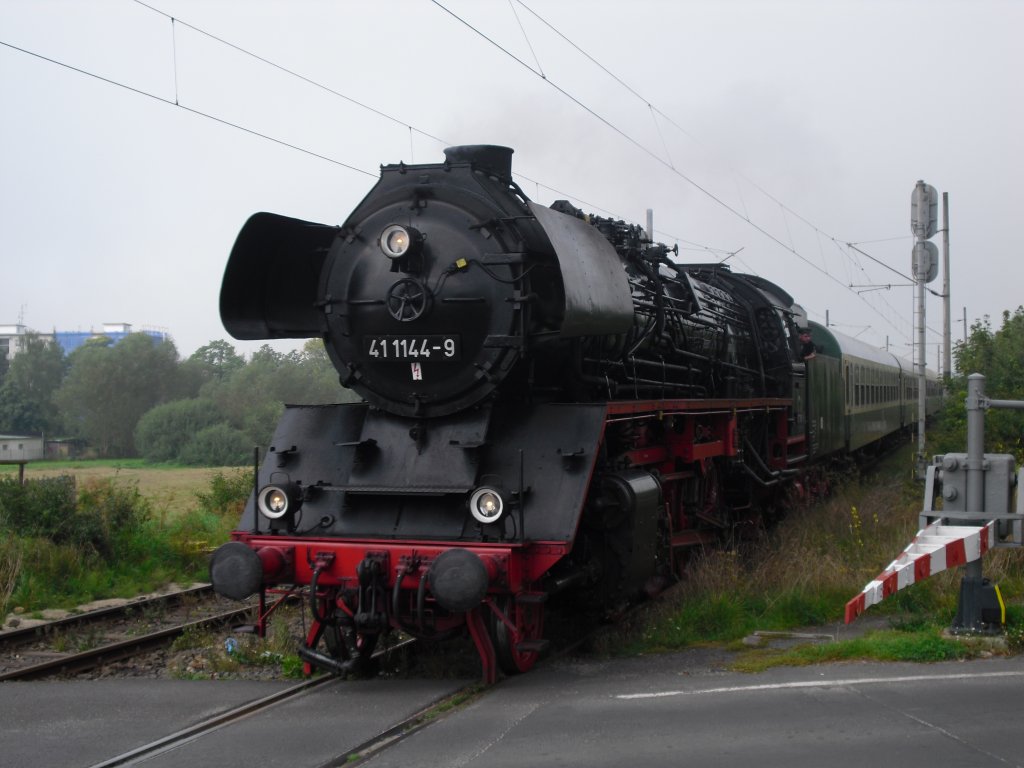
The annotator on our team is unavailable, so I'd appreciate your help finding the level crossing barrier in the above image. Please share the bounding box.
[845,373,1024,632]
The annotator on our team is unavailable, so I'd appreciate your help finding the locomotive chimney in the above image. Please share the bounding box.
[444,145,514,180]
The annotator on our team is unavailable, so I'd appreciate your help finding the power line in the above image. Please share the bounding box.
[0,38,376,178]
[133,0,736,259]
[505,0,936,349]
[1,14,736,263]
[5,4,926,351]
[431,0,915,345]
[133,0,451,148]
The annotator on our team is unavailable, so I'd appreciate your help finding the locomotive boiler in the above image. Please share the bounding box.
[209,145,816,681]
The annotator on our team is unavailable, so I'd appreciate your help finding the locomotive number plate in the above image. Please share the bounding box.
[364,335,461,361]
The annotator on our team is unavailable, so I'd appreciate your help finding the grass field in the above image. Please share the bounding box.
[0,460,250,519]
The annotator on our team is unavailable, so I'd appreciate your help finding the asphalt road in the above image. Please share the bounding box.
[364,654,1024,768]
[3,653,1024,767]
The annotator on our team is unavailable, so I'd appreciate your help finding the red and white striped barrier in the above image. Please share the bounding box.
[844,520,996,624]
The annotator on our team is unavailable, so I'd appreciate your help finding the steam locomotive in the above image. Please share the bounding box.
[209,145,938,682]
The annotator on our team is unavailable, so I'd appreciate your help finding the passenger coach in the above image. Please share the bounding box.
[804,322,941,459]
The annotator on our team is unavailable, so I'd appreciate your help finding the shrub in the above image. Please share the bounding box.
[0,538,22,617]
[75,479,152,560]
[0,475,77,541]
[194,469,252,518]
[135,398,223,462]
[180,424,253,466]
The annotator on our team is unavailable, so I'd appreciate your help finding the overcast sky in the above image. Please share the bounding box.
[1,0,1020,370]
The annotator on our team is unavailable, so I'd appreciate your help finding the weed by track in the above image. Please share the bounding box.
[591,443,1024,671]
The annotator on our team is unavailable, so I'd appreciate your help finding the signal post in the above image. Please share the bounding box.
[911,181,939,479]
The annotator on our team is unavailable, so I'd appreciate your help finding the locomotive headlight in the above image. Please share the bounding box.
[379,224,422,260]
[469,487,504,524]
[257,484,299,520]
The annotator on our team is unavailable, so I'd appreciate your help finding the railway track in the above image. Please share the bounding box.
[0,585,255,681]
[84,635,428,768]
[87,674,336,768]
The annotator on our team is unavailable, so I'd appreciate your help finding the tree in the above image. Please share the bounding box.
[200,341,359,447]
[184,340,246,384]
[56,334,183,456]
[0,333,67,435]
[933,306,1024,461]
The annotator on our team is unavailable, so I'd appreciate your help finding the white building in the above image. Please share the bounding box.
[0,324,32,362]
[0,434,44,462]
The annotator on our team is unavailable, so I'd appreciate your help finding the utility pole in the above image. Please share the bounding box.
[942,193,951,384]
[911,180,939,480]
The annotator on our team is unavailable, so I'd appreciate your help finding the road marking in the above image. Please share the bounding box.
[615,671,1024,700]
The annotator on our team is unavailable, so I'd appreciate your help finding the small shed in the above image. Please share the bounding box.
[0,435,44,462]
[45,437,84,460]
[0,434,44,485]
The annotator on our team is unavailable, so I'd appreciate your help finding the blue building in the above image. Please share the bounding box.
[1,323,170,359]
[52,323,169,355]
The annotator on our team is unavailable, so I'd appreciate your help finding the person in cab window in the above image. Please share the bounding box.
[799,329,817,360]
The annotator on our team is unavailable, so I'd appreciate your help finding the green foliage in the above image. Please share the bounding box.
[2,335,359,461]
[179,424,252,466]
[75,479,153,560]
[0,467,260,614]
[0,537,22,617]
[932,307,1024,461]
[189,340,246,382]
[199,340,356,448]
[600,446,939,661]
[0,475,150,562]
[1,474,206,611]
[160,470,251,555]
[0,475,78,541]
[731,627,976,673]
[56,334,186,456]
[194,469,252,517]
[0,333,67,434]
[135,399,224,462]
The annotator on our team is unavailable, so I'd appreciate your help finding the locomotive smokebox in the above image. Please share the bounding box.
[444,145,513,180]
[429,548,490,613]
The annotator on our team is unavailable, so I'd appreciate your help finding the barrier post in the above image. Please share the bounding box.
[951,374,1000,634]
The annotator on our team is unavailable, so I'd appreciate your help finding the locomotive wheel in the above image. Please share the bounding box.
[489,596,545,675]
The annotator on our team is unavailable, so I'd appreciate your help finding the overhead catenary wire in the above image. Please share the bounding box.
[430,0,921,347]
[0,39,377,178]
[1,7,733,260]
[4,3,940,353]
[136,0,737,260]
[132,0,451,148]
[494,0,934,349]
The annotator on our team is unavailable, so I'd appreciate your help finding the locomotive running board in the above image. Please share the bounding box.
[843,520,996,623]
